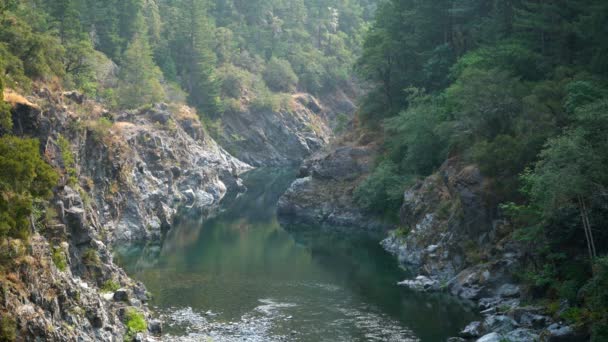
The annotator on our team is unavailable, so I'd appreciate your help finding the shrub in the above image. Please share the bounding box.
[0,136,58,239]
[124,308,147,341]
[101,280,120,293]
[82,248,100,267]
[353,160,412,216]
[262,58,298,92]
[57,135,77,185]
[582,256,608,341]
[52,246,67,272]
[0,315,16,342]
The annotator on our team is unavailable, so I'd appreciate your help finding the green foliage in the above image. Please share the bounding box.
[263,58,298,93]
[384,91,447,176]
[101,279,120,293]
[353,160,411,215]
[0,87,10,132]
[117,31,165,109]
[124,307,147,341]
[57,135,77,185]
[0,136,58,239]
[82,248,100,267]
[356,2,608,335]
[582,256,608,341]
[52,246,68,272]
[0,315,16,342]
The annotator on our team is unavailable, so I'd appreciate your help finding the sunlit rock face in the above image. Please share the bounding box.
[4,89,251,341]
[217,91,356,167]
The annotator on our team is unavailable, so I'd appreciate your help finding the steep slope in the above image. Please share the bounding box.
[216,90,356,166]
[1,87,250,341]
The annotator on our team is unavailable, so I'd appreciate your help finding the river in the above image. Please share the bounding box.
[115,168,477,341]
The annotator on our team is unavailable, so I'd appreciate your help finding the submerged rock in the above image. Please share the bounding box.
[397,275,440,292]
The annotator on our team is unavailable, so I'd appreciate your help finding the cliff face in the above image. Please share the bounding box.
[277,142,390,230]
[2,88,250,341]
[217,91,355,166]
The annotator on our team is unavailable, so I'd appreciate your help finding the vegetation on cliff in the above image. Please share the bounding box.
[356,0,608,338]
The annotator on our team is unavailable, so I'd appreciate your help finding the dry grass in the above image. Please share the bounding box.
[3,88,38,108]
[112,121,136,131]
[171,104,199,121]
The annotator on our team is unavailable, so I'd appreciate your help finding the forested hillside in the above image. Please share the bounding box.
[0,0,374,241]
[354,1,608,339]
[0,0,374,115]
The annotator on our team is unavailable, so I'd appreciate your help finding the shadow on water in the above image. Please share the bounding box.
[115,168,478,341]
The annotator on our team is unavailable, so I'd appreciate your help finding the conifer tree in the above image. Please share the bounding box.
[117,15,165,108]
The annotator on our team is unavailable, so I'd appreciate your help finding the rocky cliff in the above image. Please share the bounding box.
[277,140,390,230]
[1,87,250,341]
[217,90,355,166]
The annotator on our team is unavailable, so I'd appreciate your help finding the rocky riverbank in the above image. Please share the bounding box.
[279,143,588,341]
[277,141,390,230]
[2,87,250,341]
[381,158,587,341]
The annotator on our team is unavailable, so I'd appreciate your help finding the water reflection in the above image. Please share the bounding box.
[115,168,477,341]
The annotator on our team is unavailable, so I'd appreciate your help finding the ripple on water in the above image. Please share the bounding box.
[160,297,418,342]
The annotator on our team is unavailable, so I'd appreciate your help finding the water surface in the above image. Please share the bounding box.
[115,168,476,341]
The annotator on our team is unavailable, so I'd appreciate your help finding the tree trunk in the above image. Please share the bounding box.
[578,195,597,273]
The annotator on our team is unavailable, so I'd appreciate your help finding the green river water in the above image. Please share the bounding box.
[115,168,477,341]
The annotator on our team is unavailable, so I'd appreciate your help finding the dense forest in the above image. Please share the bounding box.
[354,1,608,340]
[0,0,375,114]
[0,0,374,238]
[1,0,608,340]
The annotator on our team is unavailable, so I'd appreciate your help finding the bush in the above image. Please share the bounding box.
[217,64,254,99]
[0,315,16,342]
[262,57,298,92]
[384,91,447,175]
[582,256,608,341]
[0,136,58,239]
[52,246,68,272]
[57,135,77,185]
[82,248,100,267]
[124,308,147,341]
[251,88,282,112]
[353,160,412,216]
[101,280,120,293]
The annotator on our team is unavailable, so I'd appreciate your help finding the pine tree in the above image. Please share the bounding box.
[117,15,165,108]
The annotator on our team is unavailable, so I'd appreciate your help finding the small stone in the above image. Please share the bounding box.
[148,319,162,335]
[545,323,585,342]
[113,288,129,302]
[483,315,518,334]
[504,328,539,342]
[101,292,114,301]
[460,321,483,338]
[497,284,520,298]
[476,332,502,342]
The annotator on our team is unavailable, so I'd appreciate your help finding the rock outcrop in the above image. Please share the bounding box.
[218,91,355,166]
[2,88,251,341]
[381,158,587,341]
[277,142,390,230]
